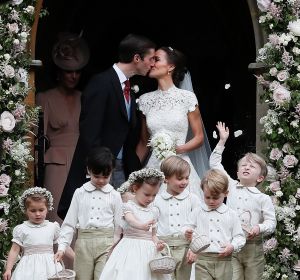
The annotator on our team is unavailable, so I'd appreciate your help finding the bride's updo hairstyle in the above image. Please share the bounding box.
[160,46,187,87]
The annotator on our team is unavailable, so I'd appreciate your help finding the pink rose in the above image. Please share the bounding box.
[0,185,8,197]
[270,181,281,193]
[277,70,289,82]
[0,174,11,187]
[269,148,283,160]
[273,85,291,105]
[283,155,298,168]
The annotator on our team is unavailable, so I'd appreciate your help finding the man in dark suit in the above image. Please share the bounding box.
[58,34,156,219]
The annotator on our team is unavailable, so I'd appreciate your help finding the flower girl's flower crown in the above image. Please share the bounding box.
[117,181,131,194]
[128,168,165,185]
[19,187,54,213]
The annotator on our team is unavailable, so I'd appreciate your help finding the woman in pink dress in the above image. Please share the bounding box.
[36,33,89,224]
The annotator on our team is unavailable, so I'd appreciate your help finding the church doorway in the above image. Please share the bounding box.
[35,0,256,176]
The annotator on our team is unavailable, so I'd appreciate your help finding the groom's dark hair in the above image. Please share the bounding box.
[118,33,156,63]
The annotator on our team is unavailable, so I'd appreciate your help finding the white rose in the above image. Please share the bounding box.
[11,0,23,5]
[3,65,15,78]
[273,85,291,105]
[275,191,283,197]
[257,0,271,12]
[288,19,300,36]
[0,111,16,132]
[3,54,10,61]
[13,39,20,45]
[131,85,139,93]
[269,67,278,76]
[25,6,35,14]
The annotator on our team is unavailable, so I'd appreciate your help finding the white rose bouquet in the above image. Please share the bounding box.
[148,131,176,161]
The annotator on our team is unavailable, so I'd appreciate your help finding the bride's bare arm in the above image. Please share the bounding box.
[176,107,204,154]
[136,115,150,162]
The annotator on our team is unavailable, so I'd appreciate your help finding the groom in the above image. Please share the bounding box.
[58,34,156,219]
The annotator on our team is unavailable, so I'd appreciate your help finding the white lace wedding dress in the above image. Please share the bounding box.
[138,85,204,201]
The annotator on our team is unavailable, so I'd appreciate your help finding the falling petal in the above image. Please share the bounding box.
[234,130,243,137]
[225,84,231,89]
[213,131,217,139]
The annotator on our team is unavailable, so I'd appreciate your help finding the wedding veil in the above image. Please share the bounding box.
[180,71,211,179]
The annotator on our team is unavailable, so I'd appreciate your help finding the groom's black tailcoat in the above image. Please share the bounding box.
[58,67,141,219]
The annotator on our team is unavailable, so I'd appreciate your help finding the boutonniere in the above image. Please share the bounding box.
[131,85,139,94]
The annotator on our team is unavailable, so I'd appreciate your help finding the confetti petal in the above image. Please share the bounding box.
[213,131,217,139]
[234,130,243,137]
[225,83,231,89]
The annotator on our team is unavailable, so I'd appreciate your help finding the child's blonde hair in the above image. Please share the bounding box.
[160,155,191,178]
[201,169,229,195]
[237,152,268,178]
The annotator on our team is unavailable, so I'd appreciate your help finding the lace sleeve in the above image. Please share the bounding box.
[185,90,198,112]
[137,94,147,115]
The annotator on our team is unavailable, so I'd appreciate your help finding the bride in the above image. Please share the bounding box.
[136,46,210,200]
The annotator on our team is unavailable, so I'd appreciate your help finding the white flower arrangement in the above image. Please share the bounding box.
[131,84,139,93]
[18,187,54,213]
[0,0,40,272]
[148,131,176,161]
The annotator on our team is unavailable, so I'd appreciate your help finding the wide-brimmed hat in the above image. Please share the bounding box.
[52,32,90,71]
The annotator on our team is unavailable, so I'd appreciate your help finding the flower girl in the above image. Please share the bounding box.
[3,187,62,280]
[100,168,171,280]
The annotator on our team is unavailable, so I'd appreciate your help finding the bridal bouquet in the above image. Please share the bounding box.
[148,131,176,161]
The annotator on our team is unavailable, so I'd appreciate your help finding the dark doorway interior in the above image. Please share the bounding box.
[35,0,256,177]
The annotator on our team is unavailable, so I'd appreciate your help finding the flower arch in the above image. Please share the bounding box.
[255,0,300,279]
[0,0,39,273]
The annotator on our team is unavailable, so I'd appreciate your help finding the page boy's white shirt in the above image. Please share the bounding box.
[182,203,246,253]
[209,145,276,235]
[58,181,122,252]
[153,188,199,236]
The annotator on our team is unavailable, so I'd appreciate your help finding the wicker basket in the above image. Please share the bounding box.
[48,261,76,280]
[149,243,176,274]
[239,210,252,236]
[189,233,210,254]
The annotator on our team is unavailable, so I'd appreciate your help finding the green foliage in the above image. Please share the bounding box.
[0,0,39,275]
[256,1,300,279]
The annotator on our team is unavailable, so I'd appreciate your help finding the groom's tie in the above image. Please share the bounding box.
[123,80,130,103]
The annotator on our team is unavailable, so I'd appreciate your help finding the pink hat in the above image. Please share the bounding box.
[52,33,90,71]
